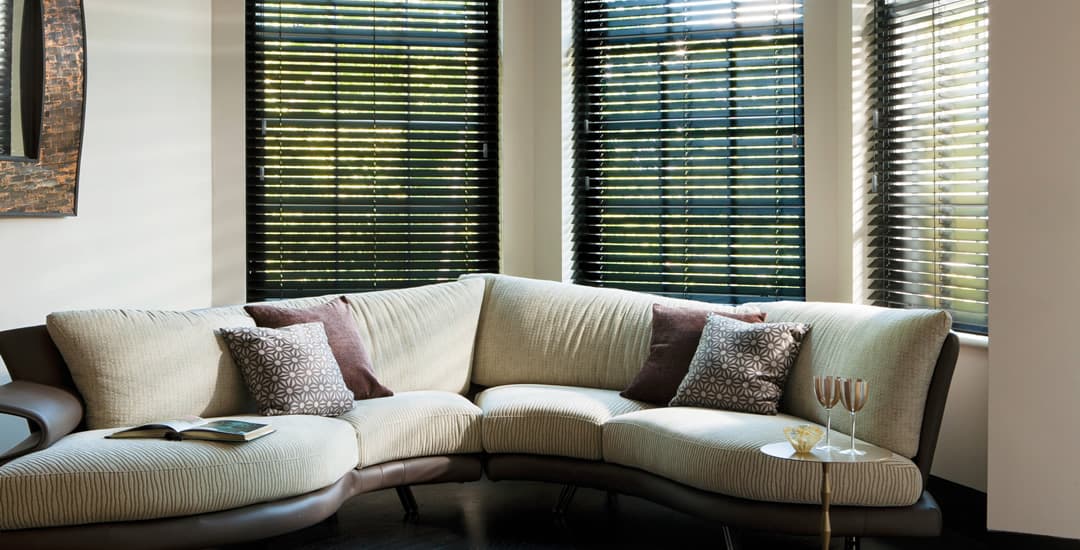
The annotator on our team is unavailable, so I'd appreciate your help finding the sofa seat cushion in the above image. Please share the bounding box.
[335,391,482,468]
[0,415,357,530]
[603,408,924,507]
[477,384,654,460]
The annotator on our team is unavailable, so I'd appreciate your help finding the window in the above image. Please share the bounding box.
[246,0,499,301]
[570,0,805,303]
[868,0,989,333]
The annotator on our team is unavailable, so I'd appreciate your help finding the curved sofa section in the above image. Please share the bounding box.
[484,454,942,538]
[0,455,484,550]
[0,415,359,530]
[0,275,961,548]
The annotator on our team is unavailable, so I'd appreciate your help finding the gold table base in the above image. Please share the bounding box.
[760,441,892,550]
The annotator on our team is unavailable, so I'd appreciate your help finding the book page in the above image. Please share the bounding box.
[128,415,205,434]
[183,420,267,436]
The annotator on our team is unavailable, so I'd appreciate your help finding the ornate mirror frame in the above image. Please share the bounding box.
[0,0,85,216]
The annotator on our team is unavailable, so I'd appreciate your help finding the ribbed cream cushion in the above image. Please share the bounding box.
[343,279,484,394]
[751,301,951,458]
[476,384,654,460]
[0,415,357,530]
[604,408,923,507]
[230,279,485,395]
[335,391,482,468]
[46,309,256,429]
[463,274,760,390]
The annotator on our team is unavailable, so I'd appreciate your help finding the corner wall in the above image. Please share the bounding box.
[0,0,214,452]
[986,0,1080,538]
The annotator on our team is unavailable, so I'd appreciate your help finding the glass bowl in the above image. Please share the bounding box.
[783,424,825,454]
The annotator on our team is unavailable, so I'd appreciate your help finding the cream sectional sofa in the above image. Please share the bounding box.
[0,274,958,549]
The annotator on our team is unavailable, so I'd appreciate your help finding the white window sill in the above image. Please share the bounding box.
[956,332,989,349]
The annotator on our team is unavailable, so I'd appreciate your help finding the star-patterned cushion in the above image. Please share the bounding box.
[669,314,809,415]
[219,323,355,417]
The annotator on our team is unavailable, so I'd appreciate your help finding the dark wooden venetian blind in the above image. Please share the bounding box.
[570,0,805,303]
[246,0,499,301]
[868,0,989,333]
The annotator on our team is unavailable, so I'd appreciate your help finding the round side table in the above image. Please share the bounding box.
[760,442,892,550]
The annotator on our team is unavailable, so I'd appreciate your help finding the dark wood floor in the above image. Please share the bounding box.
[224,479,988,549]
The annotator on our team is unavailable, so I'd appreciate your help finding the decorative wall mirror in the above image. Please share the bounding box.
[0,0,85,216]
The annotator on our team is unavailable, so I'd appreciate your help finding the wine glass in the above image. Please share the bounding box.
[838,378,869,456]
[813,375,842,450]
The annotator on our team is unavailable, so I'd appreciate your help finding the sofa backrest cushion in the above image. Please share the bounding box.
[750,301,951,458]
[465,274,761,391]
[43,279,486,430]
[218,279,485,394]
[46,309,257,430]
[342,278,484,394]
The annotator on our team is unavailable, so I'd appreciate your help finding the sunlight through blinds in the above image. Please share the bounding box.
[868,0,989,333]
[570,0,806,303]
[246,0,499,301]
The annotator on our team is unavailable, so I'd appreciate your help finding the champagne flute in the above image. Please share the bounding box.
[813,375,842,450]
[838,378,869,456]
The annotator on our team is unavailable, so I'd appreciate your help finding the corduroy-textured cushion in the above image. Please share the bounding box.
[463,274,762,391]
[0,415,357,529]
[46,309,256,430]
[334,391,483,468]
[604,407,923,507]
[245,296,392,400]
[621,303,767,405]
[476,384,654,460]
[344,279,484,394]
[751,301,951,458]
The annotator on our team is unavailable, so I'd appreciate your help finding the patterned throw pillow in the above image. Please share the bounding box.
[220,323,355,417]
[621,303,767,405]
[670,314,809,415]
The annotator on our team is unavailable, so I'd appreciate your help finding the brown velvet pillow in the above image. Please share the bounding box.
[620,303,766,405]
[245,297,392,400]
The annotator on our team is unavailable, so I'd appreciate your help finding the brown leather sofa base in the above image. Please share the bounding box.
[0,454,483,550]
[485,454,941,538]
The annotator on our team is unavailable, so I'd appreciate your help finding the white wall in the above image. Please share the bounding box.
[498,0,537,278]
[211,0,246,306]
[531,0,564,282]
[802,0,843,303]
[987,0,1080,538]
[0,1,214,452]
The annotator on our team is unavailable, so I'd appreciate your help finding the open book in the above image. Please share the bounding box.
[107,416,275,442]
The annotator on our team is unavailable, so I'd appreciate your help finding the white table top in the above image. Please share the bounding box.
[760,441,893,464]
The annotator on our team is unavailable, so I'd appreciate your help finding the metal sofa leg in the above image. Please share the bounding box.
[553,484,578,515]
[605,490,618,511]
[395,486,419,519]
[844,535,860,550]
[721,525,737,550]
